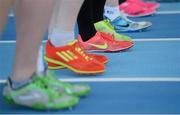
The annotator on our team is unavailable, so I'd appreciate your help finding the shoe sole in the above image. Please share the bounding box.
[104,43,134,52]
[126,11,156,17]
[4,96,78,110]
[84,43,134,52]
[116,25,151,33]
[48,65,65,69]
[47,60,108,70]
[44,56,105,74]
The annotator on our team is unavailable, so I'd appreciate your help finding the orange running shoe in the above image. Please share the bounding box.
[44,40,105,74]
[48,53,108,70]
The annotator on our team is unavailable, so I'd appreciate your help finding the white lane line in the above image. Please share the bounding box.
[8,11,180,17]
[1,77,180,83]
[133,38,180,42]
[0,80,6,83]
[1,38,180,44]
[0,40,47,44]
[0,41,16,43]
[60,77,180,82]
[9,13,14,17]
[156,11,180,14]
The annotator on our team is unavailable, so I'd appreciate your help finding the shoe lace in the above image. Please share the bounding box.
[44,75,74,95]
[99,32,116,43]
[33,78,60,100]
[75,46,93,61]
[67,40,93,61]
[104,19,115,30]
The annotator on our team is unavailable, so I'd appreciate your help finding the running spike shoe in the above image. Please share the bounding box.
[34,72,91,97]
[44,40,105,74]
[78,32,133,52]
[3,75,79,110]
[127,0,160,9]
[119,1,156,17]
[104,12,152,32]
[94,19,132,41]
[47,52,108,69]
[47,40,108,70]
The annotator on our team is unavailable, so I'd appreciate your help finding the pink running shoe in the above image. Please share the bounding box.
[119,1,156,17]
[78,32,133,52]
[127,0,160,9]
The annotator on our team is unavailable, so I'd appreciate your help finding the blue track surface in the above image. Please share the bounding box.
[0,4,180,114]
[1,41,180,79]
[158,2,180,11]
[0,14,180,40]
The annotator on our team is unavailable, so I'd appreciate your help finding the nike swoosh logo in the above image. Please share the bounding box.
[89,43,108,49]
[119,23,130,27]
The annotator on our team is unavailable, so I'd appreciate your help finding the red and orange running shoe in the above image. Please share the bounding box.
[48,53,108,70]
[46,40,108,69]
[44,40,105,74]
[78,32,133,52]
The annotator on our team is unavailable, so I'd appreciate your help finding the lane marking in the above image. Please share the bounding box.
[9,13,14,17]
[133,38,180,42]
[0,40,47,44]
[1,77,180,83]
[8,11,180,17]
[156,11,180,14]
[1,38,180,44]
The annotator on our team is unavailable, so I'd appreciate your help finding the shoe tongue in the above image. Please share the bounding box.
[67,39,84,49]
[67,40,78,46]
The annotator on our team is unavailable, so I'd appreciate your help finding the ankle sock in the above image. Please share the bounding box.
[49,29,74,46]
[104,6,121,21]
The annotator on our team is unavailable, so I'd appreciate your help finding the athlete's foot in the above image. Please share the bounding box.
[3,74,79,110]
[44,40,105,74]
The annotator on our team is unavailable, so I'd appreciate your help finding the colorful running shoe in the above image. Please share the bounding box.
[104,12,152,32]
[47,51,108,70]
[78,32,133,52]
[44,40,105,74]
[94,19,132,41]
[48,53,108,69]
[34,72,91,97]
[119,1,156,17]
[3,75,79,110]
[128,0,160,9]
[47,41,108,69]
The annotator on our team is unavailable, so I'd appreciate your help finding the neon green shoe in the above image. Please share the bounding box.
[94,19,132,41]
[3,76,79,110]
[35,70,91,97]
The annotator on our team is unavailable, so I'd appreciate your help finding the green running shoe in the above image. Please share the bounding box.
[35,70,91,97]
[3,76,79,110]
[94,19,132,41]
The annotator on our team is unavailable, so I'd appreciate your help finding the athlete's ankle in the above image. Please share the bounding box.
[49,28,74,46]
[8,74,34,90]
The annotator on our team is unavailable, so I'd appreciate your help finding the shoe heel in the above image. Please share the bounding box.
[44,56,65,69]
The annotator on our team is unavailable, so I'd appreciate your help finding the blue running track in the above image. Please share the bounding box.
[0,5,180,114]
